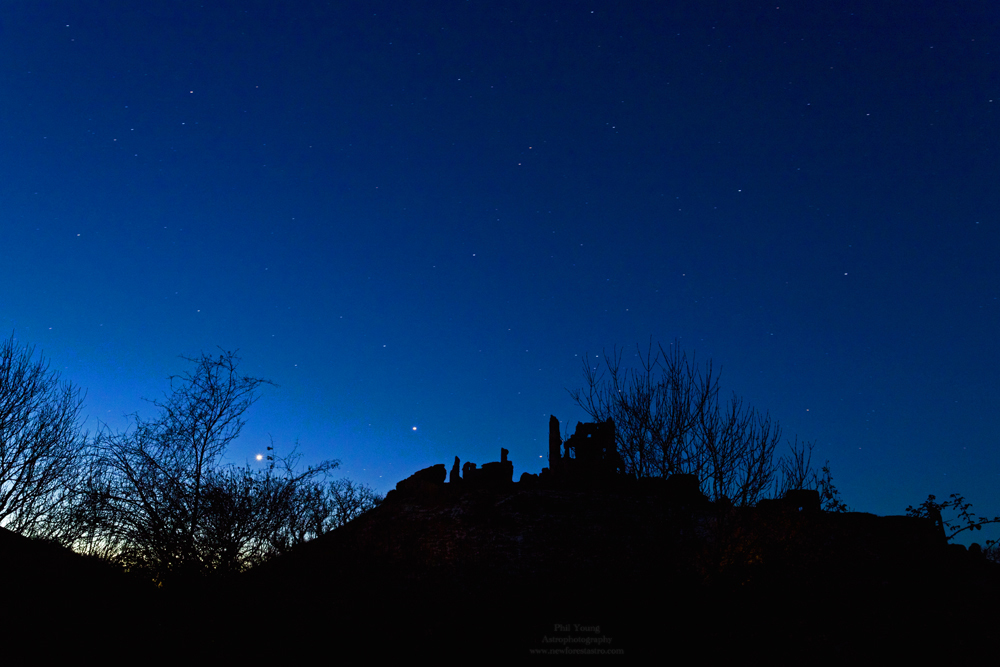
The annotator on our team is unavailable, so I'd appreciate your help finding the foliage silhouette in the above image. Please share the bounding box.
[906,493,1000,558]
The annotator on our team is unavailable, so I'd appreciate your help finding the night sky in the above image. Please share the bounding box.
[2,1,997,535]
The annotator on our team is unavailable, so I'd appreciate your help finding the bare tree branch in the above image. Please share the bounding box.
[570,339,827,507]
[0,333,88,539]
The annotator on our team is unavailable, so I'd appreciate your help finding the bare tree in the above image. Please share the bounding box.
[698,393,782,506]
[571,343,714,479]
[200,443,348,572]
[262,471,382,554]
[85,350,375,582]
[328,478,382,528]
[90,350,283,581]
[0,334,88,540]
[570,340,816,507]
[775,438,849,512]
[197,452,339,576]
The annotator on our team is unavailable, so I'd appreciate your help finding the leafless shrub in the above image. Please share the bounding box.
[328,478,382,528]
[774,438,849,512]
[84,351,350,583]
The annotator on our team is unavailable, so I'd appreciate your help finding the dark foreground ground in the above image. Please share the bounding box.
[4,484,999,660]
[237,484,1000,660]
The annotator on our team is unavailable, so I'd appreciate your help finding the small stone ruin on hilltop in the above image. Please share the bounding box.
[380,414,986,568]
[385,415,635,502]
[355,413,1000,645]
[386,414,820,509]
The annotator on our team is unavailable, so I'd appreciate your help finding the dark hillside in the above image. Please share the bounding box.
[239,467,1000,659]
[3,451,998,659]
[0,527,154,656]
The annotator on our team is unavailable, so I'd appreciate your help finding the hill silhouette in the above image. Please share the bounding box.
[4,423,1000,659]
[0,525,157,657]
[237,442,1000,659]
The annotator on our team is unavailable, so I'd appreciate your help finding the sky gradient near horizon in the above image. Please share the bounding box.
[2,1,998,536]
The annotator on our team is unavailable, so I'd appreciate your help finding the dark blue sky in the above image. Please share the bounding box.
[2,1,997,532]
